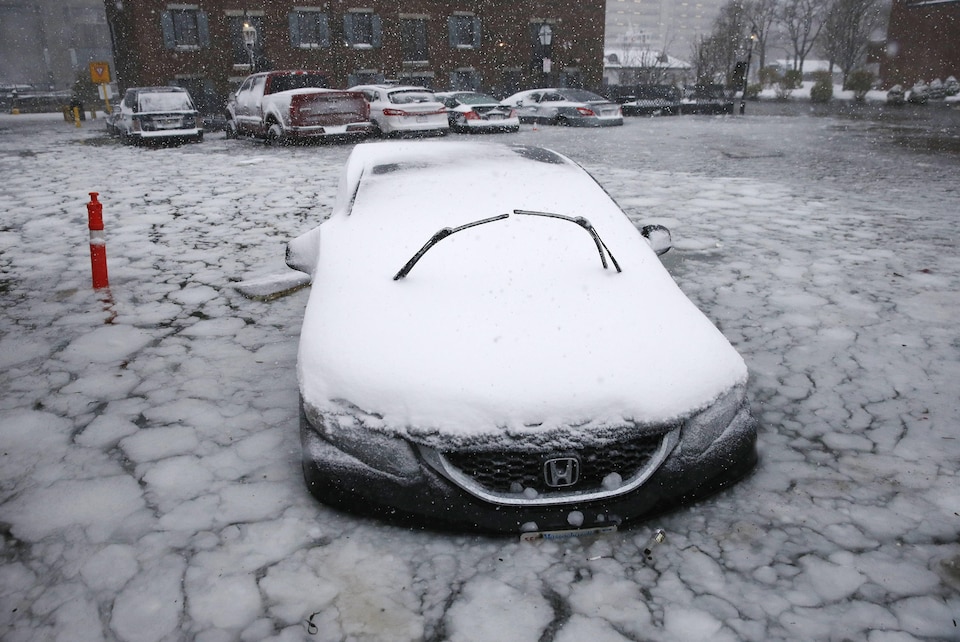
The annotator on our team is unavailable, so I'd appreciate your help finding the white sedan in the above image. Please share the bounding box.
[349,84,448,137]
[286,141,757,535]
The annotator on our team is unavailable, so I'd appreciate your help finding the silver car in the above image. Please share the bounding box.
[501,88,623,126]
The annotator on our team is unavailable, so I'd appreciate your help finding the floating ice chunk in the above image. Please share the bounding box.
[567,511,584,527]
[60,325,155,364]
[523,487,539,499]
[602,472,623,490]
[234,271,311,300]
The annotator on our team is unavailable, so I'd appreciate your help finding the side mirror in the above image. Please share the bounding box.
[641,224,672,256]
[286,225,323,276]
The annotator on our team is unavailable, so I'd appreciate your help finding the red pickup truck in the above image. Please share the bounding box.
[225,70,372,143]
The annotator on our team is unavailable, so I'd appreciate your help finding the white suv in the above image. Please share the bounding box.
[349,85,448,137]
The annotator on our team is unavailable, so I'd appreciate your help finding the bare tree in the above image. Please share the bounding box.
[820,0,883,87]
[744,0,779,72]
[696,0,751,84]
[776,0,827,72]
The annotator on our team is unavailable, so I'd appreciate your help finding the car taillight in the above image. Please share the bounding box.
[464,110,480,120]
[382,108,407,116]
[509,109,517,118]
[576,107,596,117]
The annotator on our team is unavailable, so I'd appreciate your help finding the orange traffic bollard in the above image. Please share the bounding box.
[87,193,109,289]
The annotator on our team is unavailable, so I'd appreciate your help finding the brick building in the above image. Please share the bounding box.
[881,0,960,88]
[103,1,607,115]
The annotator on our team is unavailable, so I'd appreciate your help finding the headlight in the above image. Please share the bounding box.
[302,400,421,478]
[680,385,745,457]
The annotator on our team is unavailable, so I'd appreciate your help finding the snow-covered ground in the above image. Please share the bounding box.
[1,107,959,641]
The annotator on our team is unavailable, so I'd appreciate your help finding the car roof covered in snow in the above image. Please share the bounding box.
[293,141,747,439]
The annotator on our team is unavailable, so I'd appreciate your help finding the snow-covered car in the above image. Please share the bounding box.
[501,88,623,126]
[285,141,759,535]
[225,71,372,144]
[109,86,203,143]
[434,91,520,133]
[349,84,448,137]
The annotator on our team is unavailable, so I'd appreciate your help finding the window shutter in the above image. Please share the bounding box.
[161,11,175,49]
[343,14,355,45]
[371,15,382,48]
[318,15,330,47]
[197,11,210,47]
[472,17,481,48]
[447,17,456,47]
[289,13,301,47]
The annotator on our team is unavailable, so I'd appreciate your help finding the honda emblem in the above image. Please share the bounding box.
[543,457,579,488]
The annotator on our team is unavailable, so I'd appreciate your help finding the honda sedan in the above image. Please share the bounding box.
[286,141,758,536]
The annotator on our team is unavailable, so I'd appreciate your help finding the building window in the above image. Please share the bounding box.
[289,10,330,48]
[399,72,435,89]
[347,69,385,86]
[448,14,481,48]
[344,11,382,48]
[450,69,481,91]
[401,18,429,62]
[161,6,209,49]
[228,15,264,66]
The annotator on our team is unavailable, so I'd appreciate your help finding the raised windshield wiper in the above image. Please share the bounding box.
[393,209,621,280]
[514,209,621,273]
[393,214,509,280]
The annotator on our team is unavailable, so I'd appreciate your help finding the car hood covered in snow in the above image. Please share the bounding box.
[291,141,748,441]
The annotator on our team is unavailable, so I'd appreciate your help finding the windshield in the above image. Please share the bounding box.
[452,93,498,105]
[558,89,608,103]
[137,91,194,112]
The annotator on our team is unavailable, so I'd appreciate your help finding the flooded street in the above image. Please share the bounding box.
[1,107,959,641]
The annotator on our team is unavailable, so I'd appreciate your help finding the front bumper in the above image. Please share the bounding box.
[299,400,758,535]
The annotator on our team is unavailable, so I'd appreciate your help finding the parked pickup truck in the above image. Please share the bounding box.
[225,70,372,143]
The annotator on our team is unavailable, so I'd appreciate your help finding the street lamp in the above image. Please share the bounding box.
[538,24,553,86]
[739,25,759,115]
[242,22,257,72]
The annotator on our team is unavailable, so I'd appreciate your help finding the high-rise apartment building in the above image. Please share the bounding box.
[605,0,730,60]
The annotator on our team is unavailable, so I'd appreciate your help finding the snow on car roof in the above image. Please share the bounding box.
[297,141,747,439]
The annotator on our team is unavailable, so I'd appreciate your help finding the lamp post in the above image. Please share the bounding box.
[242,22,257,72]
[538,24,553,86]
[739,25,758,115]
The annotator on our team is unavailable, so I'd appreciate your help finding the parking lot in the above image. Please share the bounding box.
[1,106,959,641]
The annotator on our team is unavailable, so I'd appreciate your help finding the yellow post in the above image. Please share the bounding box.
[73,106,81,127]
[101,83,111,114]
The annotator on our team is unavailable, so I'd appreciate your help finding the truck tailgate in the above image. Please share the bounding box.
[291,92,368,127]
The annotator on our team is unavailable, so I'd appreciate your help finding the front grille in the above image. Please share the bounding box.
[440,432,667,497]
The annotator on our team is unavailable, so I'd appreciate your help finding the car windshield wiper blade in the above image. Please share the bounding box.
[513,209,621,273]
[393,214,510,280]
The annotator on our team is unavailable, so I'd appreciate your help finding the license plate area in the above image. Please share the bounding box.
[520,525,617,542]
